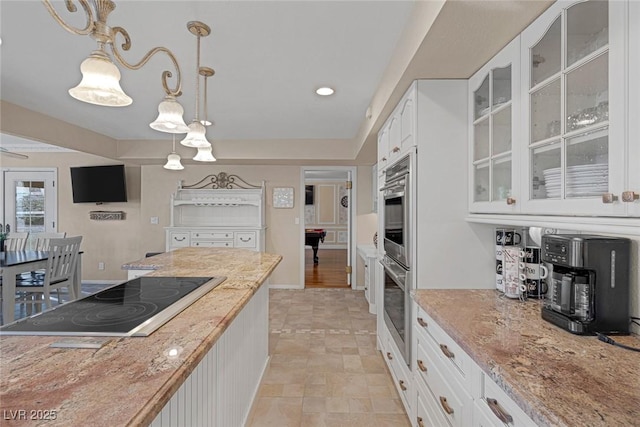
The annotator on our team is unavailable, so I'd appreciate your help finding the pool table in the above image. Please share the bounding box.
[305,229,326,264]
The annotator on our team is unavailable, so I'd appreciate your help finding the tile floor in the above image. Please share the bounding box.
[246,288,411,427]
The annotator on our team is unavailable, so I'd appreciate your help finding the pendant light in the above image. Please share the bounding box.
[164,135,184,170]
[193,66,217,162]
[181,21,212,148]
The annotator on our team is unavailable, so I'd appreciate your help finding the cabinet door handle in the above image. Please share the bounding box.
[602,193,618,203]
[439,396,454,415]
[174,237,186,242]
[392,146,400,153]
[506,197,516,205]
[225,234,230,237]
[439,344,455,359]
[417,416,425,427]
[398,380,407,391]
[386,352,393,360]
[622,191,639,202]
[417,317,428,328]
[240,237,252,242]
[382,157,387,161]
[417,359,427,372]
[487,398,513,424]
[195,233,199,237]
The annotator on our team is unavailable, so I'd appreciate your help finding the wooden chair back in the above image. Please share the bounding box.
[4,232,29,251]
[46,236,82,286]
[29,232,67,251]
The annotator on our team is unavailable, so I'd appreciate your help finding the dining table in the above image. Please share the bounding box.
[0,251,82,325]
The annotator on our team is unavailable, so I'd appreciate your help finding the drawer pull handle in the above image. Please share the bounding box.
[417,359,427,372]
[392,146,400,153]
[240,237,252,242]
[382,156,387,162]
[226,234,230,237]
[398,380,407,391]
[439,344,455,359]
[487,398,513,424]
[417,416,425,427]
[602,193,618,204]
[439,396,454,415]
[174,237,186,242]
[386,352,393,360]
[622,191,639,202]
[506,197,516,205]
[417,317,428,328]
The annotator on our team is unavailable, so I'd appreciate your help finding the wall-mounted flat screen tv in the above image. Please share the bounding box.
[70,165,127,203]
[305,185,314,205]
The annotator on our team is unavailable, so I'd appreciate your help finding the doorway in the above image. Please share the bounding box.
[1,168,58,234]
[300,167,356,289]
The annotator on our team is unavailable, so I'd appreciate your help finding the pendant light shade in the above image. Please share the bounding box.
[180,120,211,148]
[68,51,132,107]
[193,145,216,162]
[164,152,184,170]
[164,135,184,170]
[150,95,189,133]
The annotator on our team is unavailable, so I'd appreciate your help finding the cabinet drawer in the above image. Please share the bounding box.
[234,232,256,248]
[479,373,535,427]
[384,334,412,412]
[415,340,471,427]
[416,377,450,427]
[191,231,233,240]
[169,232,190,247]
[415,306,470,384]
[192,241,232,248]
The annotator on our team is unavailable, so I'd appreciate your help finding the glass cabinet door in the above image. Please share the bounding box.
[470,33,519,212]
[525,0,612,204]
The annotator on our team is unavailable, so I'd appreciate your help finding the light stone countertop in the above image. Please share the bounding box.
[0,247,282,427]
[413,289,640,427]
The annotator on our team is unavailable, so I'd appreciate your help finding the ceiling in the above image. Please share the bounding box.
[0,0,553,165]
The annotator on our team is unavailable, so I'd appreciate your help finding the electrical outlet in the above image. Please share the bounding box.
[150,216,159,225]
[98,262,105,270]
[294,217,300,225]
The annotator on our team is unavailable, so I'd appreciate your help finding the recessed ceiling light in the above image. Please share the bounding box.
[316,87,335,96]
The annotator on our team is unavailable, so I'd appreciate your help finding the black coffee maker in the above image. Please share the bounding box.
[541,234,630,335]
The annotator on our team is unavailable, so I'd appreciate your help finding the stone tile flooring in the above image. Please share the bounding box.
[246,288,411,427]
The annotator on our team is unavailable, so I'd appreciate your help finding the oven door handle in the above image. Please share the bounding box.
[381,177,407,193]
[383,189,405,199]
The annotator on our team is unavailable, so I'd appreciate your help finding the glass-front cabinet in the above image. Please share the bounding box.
[520,0,628,215]
[469,37,520,213]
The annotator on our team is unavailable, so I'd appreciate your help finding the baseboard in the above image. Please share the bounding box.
[268,283,304,289]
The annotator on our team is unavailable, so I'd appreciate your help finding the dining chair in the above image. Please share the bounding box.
[16,236,83,312]
[4,232,29,251]
[28,232,67,251]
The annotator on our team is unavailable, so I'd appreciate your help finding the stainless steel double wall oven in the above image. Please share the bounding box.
[381,154,412,365]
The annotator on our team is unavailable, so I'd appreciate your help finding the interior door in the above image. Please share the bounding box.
[2,169,57,233]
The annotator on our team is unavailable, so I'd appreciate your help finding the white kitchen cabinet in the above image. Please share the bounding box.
[469,36,521,213]
[520,0,628,216]
[151,282,269,427]
[378,82,418,172]
[628,0,640,216]
[165,184,266,252]
[413,302,535,427]
[380,320,414,418]
[357,245,377,314]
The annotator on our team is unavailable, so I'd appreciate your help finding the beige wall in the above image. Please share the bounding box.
[2,154,377,287]
[1,152,141,281]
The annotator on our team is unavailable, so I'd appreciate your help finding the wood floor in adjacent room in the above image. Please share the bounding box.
[305,249,349,288]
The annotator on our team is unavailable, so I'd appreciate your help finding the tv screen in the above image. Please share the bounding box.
[70,165,128,203]
[305,185,314,205]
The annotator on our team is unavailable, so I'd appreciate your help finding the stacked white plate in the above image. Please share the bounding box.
[542,164,608,198]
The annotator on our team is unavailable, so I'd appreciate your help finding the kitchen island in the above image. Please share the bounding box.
[0,247,281,427]
[413,289,640,427]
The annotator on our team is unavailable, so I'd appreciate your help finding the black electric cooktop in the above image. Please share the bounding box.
[0,276,225,337]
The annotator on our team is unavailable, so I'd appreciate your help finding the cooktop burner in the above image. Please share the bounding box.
[1,276,226,337]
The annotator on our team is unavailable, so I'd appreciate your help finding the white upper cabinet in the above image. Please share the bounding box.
[627,0,640,216]
[520,0,628,215]
[378,82,418,170]
[469,36,521,213]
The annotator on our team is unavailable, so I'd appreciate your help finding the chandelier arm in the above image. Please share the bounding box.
[42,0,95,36]
[110,26,182,97]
